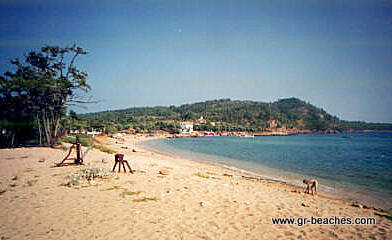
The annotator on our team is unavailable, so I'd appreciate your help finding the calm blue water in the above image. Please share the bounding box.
[141,133,392,209]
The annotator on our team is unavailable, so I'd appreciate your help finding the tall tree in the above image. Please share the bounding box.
[0,45,91,146]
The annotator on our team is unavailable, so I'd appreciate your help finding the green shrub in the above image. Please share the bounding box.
[194,173,210,179]
[133,197,158,202]
[94,145,116,154]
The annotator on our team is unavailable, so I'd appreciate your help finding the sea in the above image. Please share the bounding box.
[141,132,392,210]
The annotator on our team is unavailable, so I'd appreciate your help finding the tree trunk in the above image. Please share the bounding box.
[53,116,60,146]
[42,111,51,146]
[36,113,42,146]
[39,109,63,147]
[10,131,15,147]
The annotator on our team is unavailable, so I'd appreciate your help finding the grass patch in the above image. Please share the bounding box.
[58,135,94,147]
[94,145,116,154]
[121,190,143,198]
[54,145,69,151]
[133,197,158,202]
[100,185,123,191]
[57,135,115,154]
[59,136,75,144]
[194,173,210,179]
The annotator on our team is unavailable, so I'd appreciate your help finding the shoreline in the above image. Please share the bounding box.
[136,135,392,212]
[0,134,391,239]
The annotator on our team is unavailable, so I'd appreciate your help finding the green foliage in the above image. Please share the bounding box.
[194,173,210,179]
[337,121,392,131]
[0,45,91,147]
[58,135,94,147]
[93,145,116,154]
[57,134,115,154]
[120,190,143,198]
[133,197,158,202]
[69,110,78,120]
[78,98,392,133]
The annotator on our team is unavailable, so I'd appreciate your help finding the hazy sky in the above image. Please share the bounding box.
[1,0,391,122]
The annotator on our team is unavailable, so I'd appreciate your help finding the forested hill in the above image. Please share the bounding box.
[79,98,392,132]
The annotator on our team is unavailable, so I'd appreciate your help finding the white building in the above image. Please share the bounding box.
[197,116,207,124]
[87,129,103,137]
[180,123,193,134]
[70,129,87,134]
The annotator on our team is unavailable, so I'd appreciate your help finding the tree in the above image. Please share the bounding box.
[0,45,91,146]
[69,110,78,120]
[0,75,37,146]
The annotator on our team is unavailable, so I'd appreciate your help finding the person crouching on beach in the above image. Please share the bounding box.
[303,178,318,196]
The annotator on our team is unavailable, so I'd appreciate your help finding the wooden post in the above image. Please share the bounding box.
[75,136,83,164]
[57,136,84,167]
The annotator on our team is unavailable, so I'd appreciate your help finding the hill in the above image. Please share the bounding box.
[78,98,392,133]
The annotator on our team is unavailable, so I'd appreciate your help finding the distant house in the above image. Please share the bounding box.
[180,123,193,134]
[70,125,105,137]
[197,116,207,124]
[86,129,103,137]
[70,129,87,134]
[87,125,105,137]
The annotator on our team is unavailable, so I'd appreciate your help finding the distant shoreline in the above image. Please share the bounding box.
[137,134,392,211]
[164,129,392,138]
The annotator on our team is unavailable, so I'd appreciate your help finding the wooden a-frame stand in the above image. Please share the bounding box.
[112,154,134,173]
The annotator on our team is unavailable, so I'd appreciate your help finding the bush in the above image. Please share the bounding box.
[63,165,113,187]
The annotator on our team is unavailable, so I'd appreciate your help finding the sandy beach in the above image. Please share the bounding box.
[0,135,391,240]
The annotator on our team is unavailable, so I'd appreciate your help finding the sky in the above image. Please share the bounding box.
[0,0,391,122]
